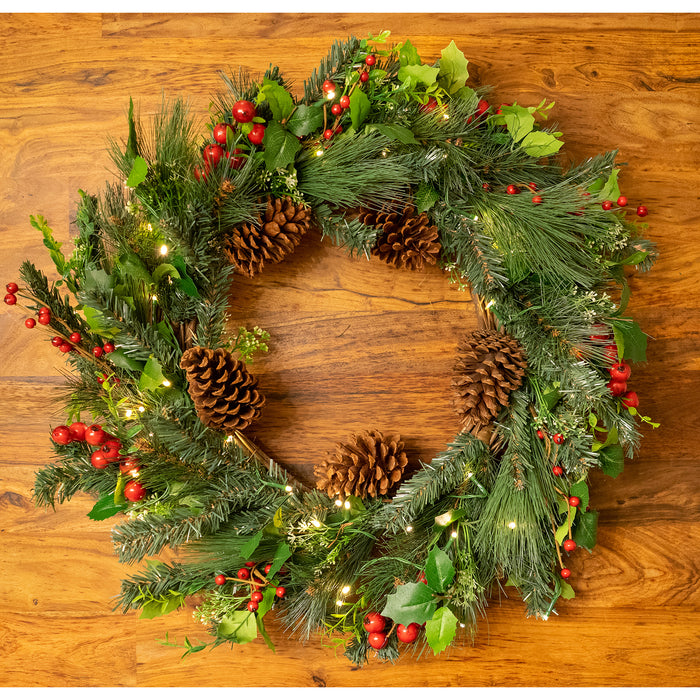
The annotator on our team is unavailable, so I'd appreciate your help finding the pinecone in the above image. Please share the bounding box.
[314,430,408,499]
[180,346,265,432]
[224,196,311,277]
[358,203,441,271]
[452,330,527,433]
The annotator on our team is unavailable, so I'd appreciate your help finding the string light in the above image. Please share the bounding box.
[341,585,351,595]
[138,406,145,413]
[159,244,168,255]
[284,485,293,493]
[442,113,450,120]
[344,501,351,510]
[151,294,158,301]
[406,525,413,533]
[451,530,458,539]
[334,499,343,507]
[310,519,321,527]
[473,215,479,222]
[226,435,234,443]
[335,599,344,607]
[467,472,473,478]
[486,299,496,309]
[315,149,324,157]
[326,90,336,100]
[508,521,517,529]
[147,224,153,232]
[125,409,133,418]
[162,379,171,387]
[459,623,466,628]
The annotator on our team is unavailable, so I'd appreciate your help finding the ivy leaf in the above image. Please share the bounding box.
[501,105,536,142]
[262,122,301,171]
[598,168,621,202]
[380,582,437,626]
[398,64,439,89]
[424,547,455,593]
[573,510,599,551]
[259,78,294,121]
[138,355,166,392]
[559,580,576,600]
[217,611,257,644]
[520,130,564,157]
[239,530,264,560]
[437,40,470,95]
[126,155,148,188]
[87,493,127,521]
[398,38,421,66]
[424,606,458,655]
[611,318,647,363]
[599,444,625,478]
[369,123,418,145]
[415,182,440,213]
[350,89,371,130]
[139,592,184,620]
[286,104,323,137]
[570,481,590,512]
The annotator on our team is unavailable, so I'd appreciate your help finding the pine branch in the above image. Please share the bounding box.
[314,203,378,258]
[302,36,363,104]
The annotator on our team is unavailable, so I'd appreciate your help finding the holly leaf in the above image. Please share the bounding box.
[380,582,437,626]
[152,263,180,284]
[424,547,455,593]
[266,540,292,580]
[573,510,599,551]
[256,584,277,620]
[87,493,127,521]
[350,89,371,130]
[217,611,257,644]
[398,64,439,89]
[239,530,264,560]
[262,122,301,171]
[437,40,469,95]
[138,355,166,392]
[126,155,148,188]
[107,349,145,373]
[171,255,200,298]
[81,306,118,337]
[501,105,536,142]
[415,182,440,213]
[369,123,418,145]
[424,606,458,655]
[286,104,323,137]
[559,580,576,600]
[570,481,590,512]
[259,78,295,122]
[598,168,621,202]
[520,130,564,157]
[398,38,421,66]
[599,444,625,478]
[611,318,647,363]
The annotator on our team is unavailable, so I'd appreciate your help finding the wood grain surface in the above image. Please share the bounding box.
[1,13,699,688]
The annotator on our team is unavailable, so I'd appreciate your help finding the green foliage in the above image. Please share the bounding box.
[425,606,458,655]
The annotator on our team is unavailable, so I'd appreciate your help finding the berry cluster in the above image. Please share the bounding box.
[213,561,286,612]
[363,610,422,650]
[594,328,639,408]
[51,422,146,501]
[601,195,648,218]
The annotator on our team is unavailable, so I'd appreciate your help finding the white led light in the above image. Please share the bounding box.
[335,599,343,607]
[473,215,479,221]
[311,519,321,527]
[406,525,414,533]
[451,531,458,539]
[467,472,473,478]
[226,435,234,443]
[151,295,158,301]
[459,623,466,628]
[138,406,145,413]
[344,501,351,510]
[443,113,449,120]
[285,485,293,493]
[159,244,168,255]
[508,521,517,529]
[315,149,324,157]
[341,585,351,595]
[162,379,171,387]
[147,224,153,232]
[334,499,343,507]
[125,409,133,418]
[326,91,336,100]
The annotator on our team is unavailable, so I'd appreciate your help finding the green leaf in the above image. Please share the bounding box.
[116,252,152,286]
[126,155,148,188]
[598,168,621,202]
[81,306,118,337]
[171,256,200,298]
[570,481,590,512]
[398,64,439,89]
[520,130,564,157]
[618,250,650,266]
[262,122,301,171]
[599,444,625,478]
[256,616,275,652]
[259,78,295,121]
[139,592,184,620]
[349,89,371,130]
[424,547,455,594]
[611,319,647,363]
[415,182,440,213]
[107,349,145,373]
[555,520,569,545]
[217,611,257,644]
[33,215,67,275]
[573,510,599,551]
[126,424,144,439]
[501,105,536,142]
[559,580,576,600]
[398,38,421,66]
[126,97,139,158]
[369,123,418,145]
[424,606,458,655]
[152,263,180,284]
[380,582,437,627]
[239,530,264,560]
[87,493,127,521]
[286,104,324,137]
[266,540,292,580]
[437,40,469,95]
[138,355,166,392]
[453,85,476,102]
[256,584,277,620]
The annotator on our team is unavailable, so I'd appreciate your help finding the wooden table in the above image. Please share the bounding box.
[0,13,698,687]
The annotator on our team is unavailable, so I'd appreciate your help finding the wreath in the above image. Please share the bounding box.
[4,33,658,665]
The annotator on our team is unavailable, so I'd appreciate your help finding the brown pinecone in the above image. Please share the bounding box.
[224,196,311,277]
[452,330,527,433]
[314,430,408,500]
[358,203,441,271]
[180,346,265,432]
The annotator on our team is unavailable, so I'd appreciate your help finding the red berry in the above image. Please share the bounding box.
[563,539,577,552]
[103,342,115,353]
[363,612,386,633]
[365,54,376,66]
[528,182,538,191]
[476,99,490,117]
[247,601,259,612]
[617,196,628,207]
[334,125,343,136]
[244,561,256,568]
[275,586,286,598]
[532,195,543,205]
[636,205,648,217]
[601,200,613,210]
[203,144,224,167]
[322,80,336,94]
[51,336,63,347]
[232,100,256,123]
[85,424,106,446]
[506,185,520,195]
[59,342,72,353]
[4,293,17,305]
[608,379,627,397]
[568,496,581,508]
[603,344,618,363]
[92,346,103,358]
[247,123,265,146]
[536,429,545,439]
[215,574,226,586]
[102,439,122,463]
[560,568,572,579]
[120,456,141,475]
[68,422,87,441]
[193,164,209,182]
[622,391,640,408]
[213,122,233,144]
[482,183,490,190]
[6,283,18,294]
[331,103,342,116]
[553,433,564,445]
[396,623,420,644]
[225,148,246,169]
[417,571,428,585]
[609,362,631,381]
[552,465,564,476]
[25,318,36,329]
[368,632,387,649]
[37,313,51,325]
[38,307,50,315]
[51,425,72,445]
[251,591,263,602]
[264,564,272,574]
[339,95,350,109]
[91,450,109,469]
[237,568,250,580]
[420,96,438,113]
[359,71,369,83]
[69,332,81,344]
[96,375,105,384]
[323,129,334,140]
[124,480,147,502]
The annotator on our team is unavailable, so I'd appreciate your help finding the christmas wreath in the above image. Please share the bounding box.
[4,33,658,664]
